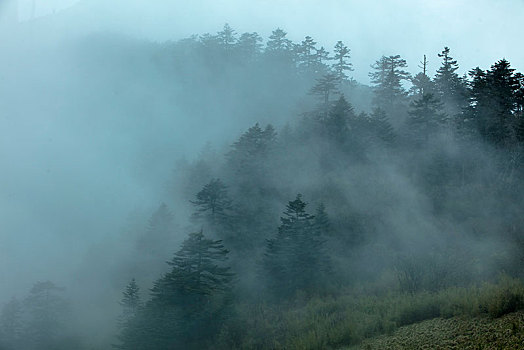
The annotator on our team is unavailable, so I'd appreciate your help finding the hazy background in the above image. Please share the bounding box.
[10,0,524,81]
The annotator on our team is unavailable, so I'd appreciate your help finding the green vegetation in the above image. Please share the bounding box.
[218,277,524,349]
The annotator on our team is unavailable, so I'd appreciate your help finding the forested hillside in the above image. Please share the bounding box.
[1,23,523,350]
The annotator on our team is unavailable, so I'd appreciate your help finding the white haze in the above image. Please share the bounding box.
[15,0,524,82]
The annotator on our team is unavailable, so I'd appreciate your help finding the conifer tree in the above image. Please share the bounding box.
[407,93,447,143]
[145,230,234,349]
[296,36,319,73]
[236,32,263,63]
[332,41,353,81]
[265,28,294,53]
[191,178,232,228]
[322,94,354,144]
[263,195,330,298]
[217,23,237,49]
[434,47,467,115]
[309,73,341,116]
[370,107,396,146]
[369,55,411,119]
[467,60,523,145]
[114,279,143,350]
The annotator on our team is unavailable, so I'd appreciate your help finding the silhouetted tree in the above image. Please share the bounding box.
[263,195,330,298]
[369,55,411,120]
[407,93,447,143]
[191,178,232,228]
[114,279,143,350]
[310,73,341,116]
[434,47,467,115]
[332,41,353,81]
[145,230,234,349]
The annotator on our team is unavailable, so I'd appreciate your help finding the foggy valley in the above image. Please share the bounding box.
[1,1,523,349]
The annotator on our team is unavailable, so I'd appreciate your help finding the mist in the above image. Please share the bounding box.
[1,1,523,349]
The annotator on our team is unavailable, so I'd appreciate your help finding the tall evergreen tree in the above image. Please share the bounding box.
[265,28,294,53]
[467,60,523,145]
[410,55,434,96]
[407,93,447,143]
[216,23,237,49]
[263,195,330,298]
[369,107,396,146]
[369,55,411,120]
[236,32,263,63]
[309,73,341,116]
[332,41,353,81]
[114,279,143,350]
[191,178,232,228]
[434,47,467,115]
[296,36,319,74]
[145,230,234,349]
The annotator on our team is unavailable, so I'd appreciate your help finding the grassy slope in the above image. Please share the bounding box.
[345,311,524,350]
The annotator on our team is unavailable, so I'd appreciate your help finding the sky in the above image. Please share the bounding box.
[13,0,524,83]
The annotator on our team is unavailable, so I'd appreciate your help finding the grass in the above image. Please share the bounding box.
[216,276,524,349]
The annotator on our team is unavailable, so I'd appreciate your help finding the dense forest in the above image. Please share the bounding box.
[1,22,524,349]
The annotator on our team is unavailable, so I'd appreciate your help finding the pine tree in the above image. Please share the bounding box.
[332,41,353,81]
[322,94,354,144]
[467,60,522,145]
[146,230,234,349]
[407,93,447,143]
[369,55,411,118]
[265,28,294,53]
[120,279,142,322]
[236,32,263,63]
[370,107,396,146]
[114,279,143,350]
[191,178,232,228]
[309,73,341,116]
[296,36,319,73]
[227,123,277,175]
[434,47,467,115]
[410,55,434,96]
[217,23,237,49]
[263,195,330,298]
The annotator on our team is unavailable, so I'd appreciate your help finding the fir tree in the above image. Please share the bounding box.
[434,47,467,115]
[236,32,263,63]
[146,230,234,349]
[296,36,319,73]
[263,195,330,298]
[114,279,143,350]
[191,178,232,228]
[332,41,353,81]
[369,55,411,119]
[309,73,341,116]
[407,93,447,143]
